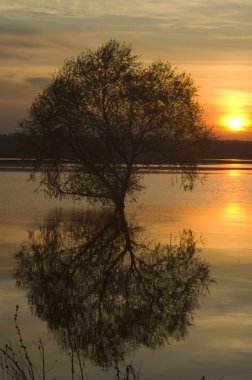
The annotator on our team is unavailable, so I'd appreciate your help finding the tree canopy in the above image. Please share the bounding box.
[20,40,214,208]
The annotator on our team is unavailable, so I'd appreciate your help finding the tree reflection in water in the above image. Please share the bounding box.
[14,208,213,369]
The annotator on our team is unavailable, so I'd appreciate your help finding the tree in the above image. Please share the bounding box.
[19,40,214,208]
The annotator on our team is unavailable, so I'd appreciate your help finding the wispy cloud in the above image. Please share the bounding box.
[0,51,29,60]
[0,25,39,35]
[24,77,50,88]
[1,0,252,57]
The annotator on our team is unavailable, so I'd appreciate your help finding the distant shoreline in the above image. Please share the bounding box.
[1,158,252,173]
[1,134,252,159]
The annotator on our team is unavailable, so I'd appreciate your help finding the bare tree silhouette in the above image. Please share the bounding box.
[19,40,214,208]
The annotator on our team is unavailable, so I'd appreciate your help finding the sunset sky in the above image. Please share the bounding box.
[1,0,252,139]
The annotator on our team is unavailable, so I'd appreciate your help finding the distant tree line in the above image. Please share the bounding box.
[1,134,252,159]
[0,134,21,157]
[203,139,252,159]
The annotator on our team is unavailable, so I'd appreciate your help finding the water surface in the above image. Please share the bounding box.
[0,162,252,379]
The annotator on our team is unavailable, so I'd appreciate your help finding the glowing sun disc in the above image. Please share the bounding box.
[221,115,247,132]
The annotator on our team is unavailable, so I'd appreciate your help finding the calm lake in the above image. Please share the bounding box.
[1,160,252,380]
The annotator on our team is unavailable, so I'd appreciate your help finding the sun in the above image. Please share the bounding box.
[226,115,245,132]
[220,114,247,132]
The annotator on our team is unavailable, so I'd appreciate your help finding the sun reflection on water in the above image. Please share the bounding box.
[224,202,242,216]
[220,202,248,228]
[229,169,241,177]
